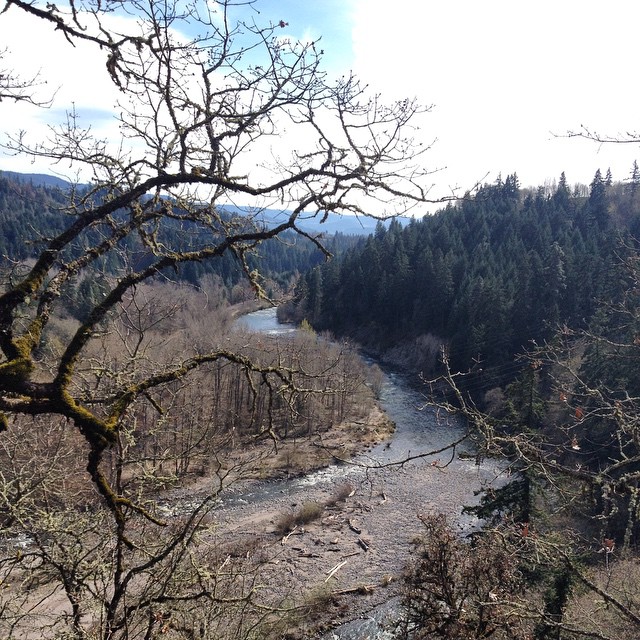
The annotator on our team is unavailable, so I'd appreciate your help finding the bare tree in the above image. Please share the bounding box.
[400,514,533,640]
[400,511,640,640]
[0,0,437,507]
[0,1,441,636]
[0,46,52,106]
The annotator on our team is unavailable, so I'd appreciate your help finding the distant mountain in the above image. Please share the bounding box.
[0,170,353,307]
[0,170,408,235]
[222,205,410,236]
[0,171,73,189]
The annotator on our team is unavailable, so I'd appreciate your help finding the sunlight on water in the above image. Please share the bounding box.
[235,307,296,335]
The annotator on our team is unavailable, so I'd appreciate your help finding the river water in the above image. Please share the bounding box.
[236,308,470,475]
[236,308,509,639]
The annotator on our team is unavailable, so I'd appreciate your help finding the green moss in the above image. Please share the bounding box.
[0,357,34,381]
[58,387,117,446]
[0,317,46,384]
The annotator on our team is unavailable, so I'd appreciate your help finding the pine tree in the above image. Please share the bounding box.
[588,168,609,229]
[630,160,640,196]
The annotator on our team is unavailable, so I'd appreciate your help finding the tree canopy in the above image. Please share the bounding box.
[292,171,640,384]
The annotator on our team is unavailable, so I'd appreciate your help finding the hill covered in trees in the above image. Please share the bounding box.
[0,171,363,315]
[288,169,640,385]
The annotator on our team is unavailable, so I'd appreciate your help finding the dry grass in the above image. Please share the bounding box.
[324,483,354,508]
[274,501,325,535]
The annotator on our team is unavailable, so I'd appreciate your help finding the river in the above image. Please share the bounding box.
[236,308,510,639]
[237,306,507,478]
[237,307,472,473]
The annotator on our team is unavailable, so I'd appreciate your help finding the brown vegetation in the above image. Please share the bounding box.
[0,277,390,638]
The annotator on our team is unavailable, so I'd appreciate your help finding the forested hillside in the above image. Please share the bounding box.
[290,170,640,382]
[0,173,71,259]
[282,169,640,639]
[0,172,360,315]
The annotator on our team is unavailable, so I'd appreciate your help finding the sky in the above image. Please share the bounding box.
[1,0,640,202]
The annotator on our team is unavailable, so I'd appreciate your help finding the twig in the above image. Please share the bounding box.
[325,559,348,582]
[280,526,298,544]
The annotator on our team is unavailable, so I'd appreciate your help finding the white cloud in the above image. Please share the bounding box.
[3,0,640,198]
[0,6,125,177]
[351,0,640,193]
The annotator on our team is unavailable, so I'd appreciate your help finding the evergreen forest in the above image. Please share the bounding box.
[6,160,640,639]
[6,162,640,637]
[289,169,640,389]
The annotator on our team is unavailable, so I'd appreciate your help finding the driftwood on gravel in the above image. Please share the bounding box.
[332,584,376,596]
[325,560,348,582]
[281,526,303,544]
[357,538,370,552]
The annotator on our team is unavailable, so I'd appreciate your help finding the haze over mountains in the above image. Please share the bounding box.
[0,170,404,236]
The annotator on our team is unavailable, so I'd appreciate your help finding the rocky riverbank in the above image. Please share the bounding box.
[181,433,509,639]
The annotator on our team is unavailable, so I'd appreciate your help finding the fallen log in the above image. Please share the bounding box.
[332,584,376,596]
